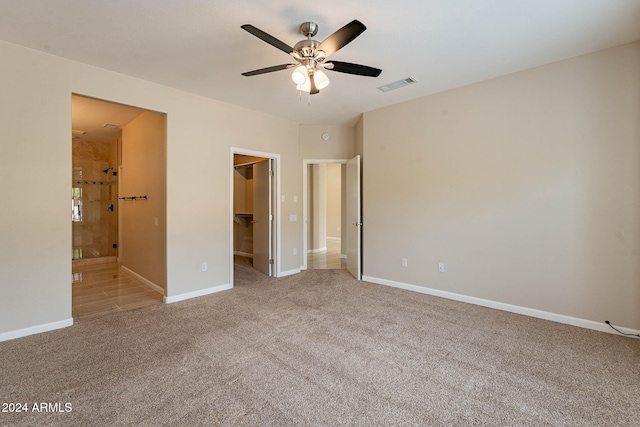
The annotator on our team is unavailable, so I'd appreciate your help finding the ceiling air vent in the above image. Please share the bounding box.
[377,77,418,92]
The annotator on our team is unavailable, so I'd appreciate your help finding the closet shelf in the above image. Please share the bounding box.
[234,213,253,227]
[234,162,256,169]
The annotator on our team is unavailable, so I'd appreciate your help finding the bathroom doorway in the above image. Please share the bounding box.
[71,96,140,261]
[71,94,166,320]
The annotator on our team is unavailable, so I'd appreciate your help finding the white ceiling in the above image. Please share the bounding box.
[3,0,640,126]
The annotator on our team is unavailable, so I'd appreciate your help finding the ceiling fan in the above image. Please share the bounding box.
[241,20,382,94]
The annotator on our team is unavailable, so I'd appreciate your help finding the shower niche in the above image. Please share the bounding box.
[72,139,118,261]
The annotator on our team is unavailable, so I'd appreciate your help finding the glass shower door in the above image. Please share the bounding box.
[72,161,117,260]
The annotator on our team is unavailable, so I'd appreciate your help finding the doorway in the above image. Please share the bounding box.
[305,162,346,270]
[71,95,139,261]
[302,157,362,279]
[231,149,279,284]
[71,94,166,319]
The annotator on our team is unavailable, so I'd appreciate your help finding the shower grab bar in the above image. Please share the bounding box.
[118,195,148,200]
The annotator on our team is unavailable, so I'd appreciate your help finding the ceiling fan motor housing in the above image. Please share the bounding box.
[299,22,318,38]
[293,39,321,60]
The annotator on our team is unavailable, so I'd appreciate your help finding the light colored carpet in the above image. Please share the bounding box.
[1,259,638,426]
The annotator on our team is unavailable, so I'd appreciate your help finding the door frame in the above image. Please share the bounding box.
[230,148,281,285]
[346,155,362,280]
[301,158,348,271]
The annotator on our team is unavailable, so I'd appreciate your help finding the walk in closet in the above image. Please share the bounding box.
[233,154,273,276]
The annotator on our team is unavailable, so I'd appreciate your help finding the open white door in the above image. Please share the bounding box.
[346,155,361,280]
[253,159,272,276]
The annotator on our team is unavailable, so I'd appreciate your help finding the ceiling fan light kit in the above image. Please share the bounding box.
[241,20,382,97]
[296,81,311,93]
[314,70,330,89]
[291,65,309,85]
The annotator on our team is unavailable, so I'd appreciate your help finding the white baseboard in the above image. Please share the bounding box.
[121,266,164,296]
[164,283,232,304]
[362,275,640,338]
[0,318,74,342]
[279,268,301,277]
[340,254,347,259]
[326,236,341,242]
[234,251,254,258]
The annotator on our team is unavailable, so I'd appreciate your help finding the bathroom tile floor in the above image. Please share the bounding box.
[72,261,163,321]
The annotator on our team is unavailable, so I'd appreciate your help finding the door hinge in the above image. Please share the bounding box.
[269,259,274,265]
[269,169,274,177]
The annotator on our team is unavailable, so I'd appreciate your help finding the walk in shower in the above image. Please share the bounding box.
[72,141,118,260]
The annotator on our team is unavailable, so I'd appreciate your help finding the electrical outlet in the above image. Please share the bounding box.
[402,258,408,267]
[438,263,445,273]
[201,262,207,272]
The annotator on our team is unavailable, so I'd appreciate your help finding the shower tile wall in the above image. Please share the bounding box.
[72,140,118,259]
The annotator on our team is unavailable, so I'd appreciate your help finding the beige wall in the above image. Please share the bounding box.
[341,165,347,254]
[120,111,166,289]
[355,115,364,158]
[306,163,345,251]
[311,164,327,251]
[326,163,342,239]
[363,41,640,330]
[307,165,313,251]
[0,40,299,337]
[299,125,356,160]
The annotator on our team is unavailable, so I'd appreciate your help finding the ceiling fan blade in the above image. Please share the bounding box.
[241,24,294,54]
[317,20,366,57]
[310,73,319,95]
[324,61,382,77]
[242,64,295,77]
